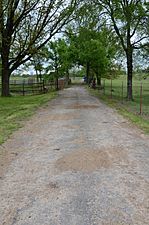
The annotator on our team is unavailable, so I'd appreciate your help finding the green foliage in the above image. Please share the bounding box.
[0,0,77,96]
[70,67,86,78]
[74,0,101,29]
[45,39,73,79]
[66,26,117,81]
[92,0,149,99]
[43,73,55,82]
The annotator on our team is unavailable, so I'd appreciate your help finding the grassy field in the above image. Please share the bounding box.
[102,76,149,115]
[0,91,57,144]
[88,76,149,133]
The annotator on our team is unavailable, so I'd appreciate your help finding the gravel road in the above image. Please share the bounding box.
[0,86,149,225]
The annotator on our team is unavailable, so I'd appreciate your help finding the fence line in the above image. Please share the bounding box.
[99,79,149,116]
[9,80,46,96]
[0,78,69,96]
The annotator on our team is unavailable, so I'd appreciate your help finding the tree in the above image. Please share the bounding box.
[65,26,116,84]
[45,39,73,89]
[55,39,73,80]
[0,0,77,96]
[93,0,149,100]
[65,0,119,84]
[46,41,61,89]
[90,39,111,86]
[30,46,48,82]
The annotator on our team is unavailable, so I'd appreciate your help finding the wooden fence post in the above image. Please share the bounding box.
[56,78,59,90]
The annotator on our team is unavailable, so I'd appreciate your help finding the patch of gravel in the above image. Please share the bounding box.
[56,147,128,173]
[0,86,149,225]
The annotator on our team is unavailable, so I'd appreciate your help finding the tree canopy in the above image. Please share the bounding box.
[0,0,148,98]
[0,0,77,96]
[93,0,149,99]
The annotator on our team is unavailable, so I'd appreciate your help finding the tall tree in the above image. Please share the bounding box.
[0,0,77,96]
[45,39,73,88]
[93,0,149,100]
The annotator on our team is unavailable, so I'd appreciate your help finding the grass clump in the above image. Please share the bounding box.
[0,91,57,144]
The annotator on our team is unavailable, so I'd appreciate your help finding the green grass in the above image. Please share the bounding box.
[102,76,149,116]
[0,91,57,144]
[88,76,149,134]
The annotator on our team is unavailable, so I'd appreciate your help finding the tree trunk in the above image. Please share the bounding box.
[56,78,59,90]
[96,75,101,86]
[66,69,70,85]
[1,32,11,96]
[1,60,10,97]
[126,49,133,100]
[35,68,39,82]
[39,71,42,81]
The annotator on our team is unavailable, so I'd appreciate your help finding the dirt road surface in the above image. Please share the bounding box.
[0,86,149,225]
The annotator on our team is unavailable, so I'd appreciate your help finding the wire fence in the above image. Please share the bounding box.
[10,80,46,95]
[0,77,69,96]
[98,79,149,117]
